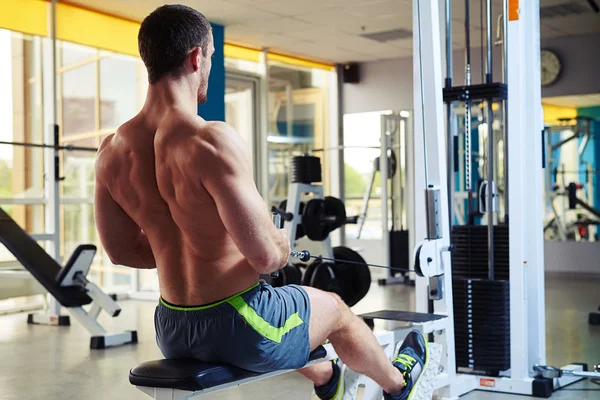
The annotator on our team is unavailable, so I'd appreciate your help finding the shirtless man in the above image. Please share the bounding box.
[94,5,433,400]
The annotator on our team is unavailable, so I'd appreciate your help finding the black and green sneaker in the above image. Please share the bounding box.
[384,330,429,400]
[314,359,361,400]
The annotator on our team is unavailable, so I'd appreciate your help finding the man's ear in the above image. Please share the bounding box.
[190,47,202,72]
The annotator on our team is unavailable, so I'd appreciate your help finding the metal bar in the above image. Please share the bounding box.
[487,102,494,280]
[0,140,98,152]
[356,166,376,238]
[465,0,471,66]
[445,0,452,86]
[380,115,391,276]
[550,132,581,151]
[576,198,600,219]
[312,145,382,152]
[446,0,454,229]
[486,0,493,82]
[503,0,509,221]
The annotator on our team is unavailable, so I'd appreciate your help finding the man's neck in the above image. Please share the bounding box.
[141,78,198,129]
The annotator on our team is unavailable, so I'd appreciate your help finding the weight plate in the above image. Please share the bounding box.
[302,260,321,286]
[303,199,329,241]
[333,246,371,307]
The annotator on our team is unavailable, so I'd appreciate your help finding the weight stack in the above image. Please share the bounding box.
[453,278,510,373]
[451,224,510,374]
[451,225,509,280]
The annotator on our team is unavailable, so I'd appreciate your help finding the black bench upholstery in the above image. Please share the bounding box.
[0,207,92,308]
[129,346,328,391]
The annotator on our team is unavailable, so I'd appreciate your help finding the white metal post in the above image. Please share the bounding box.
[506,0,545,380]
[380,115,390,272]
[41,0,62,317]
[412,0,457,394]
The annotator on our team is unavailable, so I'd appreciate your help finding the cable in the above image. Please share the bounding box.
[290,250,413,274]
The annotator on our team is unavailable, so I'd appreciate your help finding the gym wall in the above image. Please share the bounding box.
[343,32,600,114]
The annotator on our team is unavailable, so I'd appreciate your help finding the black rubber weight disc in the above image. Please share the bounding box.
[332,246,371,307]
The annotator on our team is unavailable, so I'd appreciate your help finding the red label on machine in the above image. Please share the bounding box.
[480,378,496,388]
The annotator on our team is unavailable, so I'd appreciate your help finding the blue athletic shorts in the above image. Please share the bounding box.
[154,282,312,373]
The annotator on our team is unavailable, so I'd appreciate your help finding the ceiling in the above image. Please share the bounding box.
[65,0,600,64]
[543,93,600,108]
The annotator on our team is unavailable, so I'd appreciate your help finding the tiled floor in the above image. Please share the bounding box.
[0,274,598,399]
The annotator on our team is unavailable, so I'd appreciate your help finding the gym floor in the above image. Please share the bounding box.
[0,273,598,400]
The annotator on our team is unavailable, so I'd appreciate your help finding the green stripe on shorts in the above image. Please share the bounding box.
[227,296,303,343]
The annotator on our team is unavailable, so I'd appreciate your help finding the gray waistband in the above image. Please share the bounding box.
[156,283,262,319]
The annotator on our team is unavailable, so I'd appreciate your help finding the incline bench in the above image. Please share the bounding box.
[130,311,446,400]
[0,207,136,349]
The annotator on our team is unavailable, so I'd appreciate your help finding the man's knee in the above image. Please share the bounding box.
[327,292,353,327]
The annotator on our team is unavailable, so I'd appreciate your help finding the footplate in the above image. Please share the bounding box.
[359,310,448,334]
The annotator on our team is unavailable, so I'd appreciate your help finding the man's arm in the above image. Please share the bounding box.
[94,180,156,269]
[193,123,289,274]
[94,139,156,269]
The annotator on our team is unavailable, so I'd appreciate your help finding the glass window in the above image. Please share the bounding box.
[266,64,330,205]
[99,55,138,130]
[62,202,96,261]
[62,138,98,199]
[61,42,96,67]
[342,112,387,240]
[62,63,96,136]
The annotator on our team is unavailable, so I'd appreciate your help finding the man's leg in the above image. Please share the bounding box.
[298,286,405,395]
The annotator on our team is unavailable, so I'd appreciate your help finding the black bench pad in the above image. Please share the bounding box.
[129,346,328,391]
[0,208,91,308]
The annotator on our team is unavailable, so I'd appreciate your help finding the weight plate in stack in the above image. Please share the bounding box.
[453,278,510,373]
[291,155,322,184]
[451,225,509,280]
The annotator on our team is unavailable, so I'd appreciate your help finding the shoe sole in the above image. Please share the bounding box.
[407,335,442,400]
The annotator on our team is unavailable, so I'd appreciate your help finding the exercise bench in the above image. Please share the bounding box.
[0,207,137,349]
[130,311,445,400]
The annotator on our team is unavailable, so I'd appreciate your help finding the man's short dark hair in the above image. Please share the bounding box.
[138,4,212,84]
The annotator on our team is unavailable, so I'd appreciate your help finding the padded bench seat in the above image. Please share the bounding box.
[129,345,328,391]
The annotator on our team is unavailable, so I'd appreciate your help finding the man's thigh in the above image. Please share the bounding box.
[301,285,344,350]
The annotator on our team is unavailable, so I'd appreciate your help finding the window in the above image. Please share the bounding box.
[55,41,148,291]
[266,64,331,205]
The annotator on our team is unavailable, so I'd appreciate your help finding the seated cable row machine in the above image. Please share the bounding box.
[128,0,596,398]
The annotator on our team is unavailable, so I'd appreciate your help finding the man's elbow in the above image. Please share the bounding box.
[106,250,124,266]
[249,253,285,274]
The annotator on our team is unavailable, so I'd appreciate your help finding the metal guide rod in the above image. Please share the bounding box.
[481,0,485,82]
[503,0,509,221]
[465,0,473,217]
[446,0,454,230]
[486,0,493,82]
[445,0,452,86]
[487,103,495,280]
[486,0,495,280]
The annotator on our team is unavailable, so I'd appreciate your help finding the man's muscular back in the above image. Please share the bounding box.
[94,110,289,305]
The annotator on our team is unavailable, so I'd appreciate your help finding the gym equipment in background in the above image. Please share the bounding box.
[0,207,137,349]
[269,155,371,306]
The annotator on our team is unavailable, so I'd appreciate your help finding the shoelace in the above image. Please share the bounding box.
[394,354,417,386]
